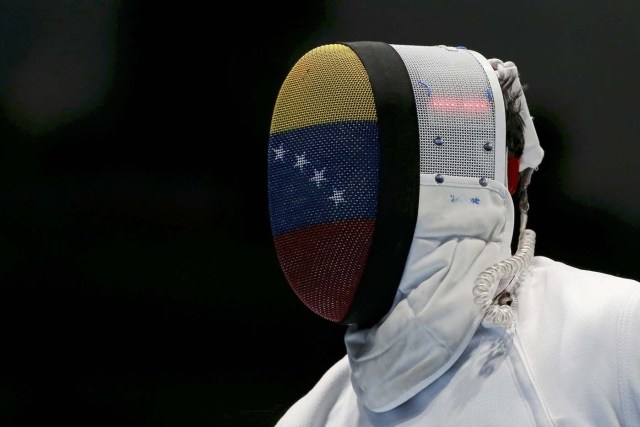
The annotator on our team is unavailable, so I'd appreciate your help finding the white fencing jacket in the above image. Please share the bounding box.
[276,178,640,426]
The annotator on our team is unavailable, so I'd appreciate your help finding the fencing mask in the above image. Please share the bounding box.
[267,42,543,326]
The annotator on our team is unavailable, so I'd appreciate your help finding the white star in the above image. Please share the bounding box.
[310,168,327,187]
[293,153,310,170]
[328,189,346,206]
[272,144,287,161]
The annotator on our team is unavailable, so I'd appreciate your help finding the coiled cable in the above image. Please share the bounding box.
[473,168,536,326]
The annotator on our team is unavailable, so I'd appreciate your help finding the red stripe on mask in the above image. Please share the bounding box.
[274,219,376,322]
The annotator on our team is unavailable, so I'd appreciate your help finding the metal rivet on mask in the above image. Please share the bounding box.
[479,177,488,187]
[483,142,494,152]
[434,136,443,146]
[435,174,444,184]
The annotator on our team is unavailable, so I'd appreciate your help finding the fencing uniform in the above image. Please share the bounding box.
[268,42,640,426]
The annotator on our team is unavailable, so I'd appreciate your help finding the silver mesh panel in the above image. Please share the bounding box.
[391,45,496,179]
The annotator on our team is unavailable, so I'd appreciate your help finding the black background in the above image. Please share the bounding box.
[1,1,639,426]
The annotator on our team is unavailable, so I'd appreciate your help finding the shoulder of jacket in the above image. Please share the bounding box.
[514,257,640,423]
[617,286,640,424]
[526,255,640,300]
[275,356,353,427]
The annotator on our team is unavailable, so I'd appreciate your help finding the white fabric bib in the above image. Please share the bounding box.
[345,175,514,412]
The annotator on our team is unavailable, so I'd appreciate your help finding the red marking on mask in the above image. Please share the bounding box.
[429,97,491,114]
[508,155,520,195]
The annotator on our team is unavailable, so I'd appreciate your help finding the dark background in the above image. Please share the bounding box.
[1,1,639,426]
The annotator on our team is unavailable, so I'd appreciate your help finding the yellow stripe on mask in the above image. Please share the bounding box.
[270,44,377,134]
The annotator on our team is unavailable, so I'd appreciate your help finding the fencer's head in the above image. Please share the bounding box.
[267,42,543,326]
